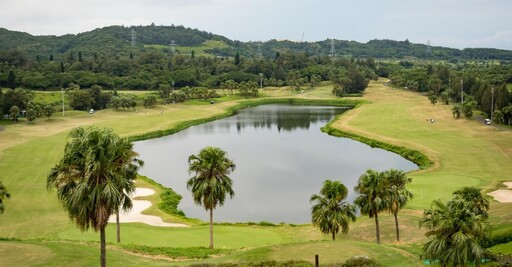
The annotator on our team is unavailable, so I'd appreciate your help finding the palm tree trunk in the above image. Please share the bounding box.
[332,231,335,241]
[374,212,381,244]
[116,210,120,243]
[394,211,400,242]
[100,225,106,267]
[209,208,214,249]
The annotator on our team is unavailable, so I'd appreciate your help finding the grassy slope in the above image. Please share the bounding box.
[0,80,511,265]
[331,80,511,208]
[144,40,229,58]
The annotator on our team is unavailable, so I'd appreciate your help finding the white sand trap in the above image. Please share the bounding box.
[488,182,512,203]
[108,188,188,227]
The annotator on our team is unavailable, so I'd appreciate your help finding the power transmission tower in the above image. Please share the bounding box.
[170,40,176,54]
[329,39,335,57]
[256,42,263,59]
[426,40,432,55]
[131,28,136,47]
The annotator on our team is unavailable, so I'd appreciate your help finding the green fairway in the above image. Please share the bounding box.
[1,79,511,265]
[58,224,291,249]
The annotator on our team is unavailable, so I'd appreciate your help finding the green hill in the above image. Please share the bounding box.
[1,24,512,61]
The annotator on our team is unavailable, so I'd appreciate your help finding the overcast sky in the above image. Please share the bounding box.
[2,0,512,50]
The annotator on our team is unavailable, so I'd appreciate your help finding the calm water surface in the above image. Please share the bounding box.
[134,105,417,224]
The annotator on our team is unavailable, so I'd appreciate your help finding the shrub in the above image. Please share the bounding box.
[341,256,382,267]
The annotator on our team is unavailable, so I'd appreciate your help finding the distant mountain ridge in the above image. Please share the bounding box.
[1,25,512,61]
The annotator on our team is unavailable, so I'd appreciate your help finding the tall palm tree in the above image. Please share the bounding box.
[310,180,356,240]
[354,169,388,244]
[47,126,143,267]
[420,196,490,267]
[113,141,143,244]
[383,169,413,242]
[0,181,10,214]
[187,146,235,249]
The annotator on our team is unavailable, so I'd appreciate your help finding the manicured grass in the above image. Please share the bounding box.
[1,79,511,266]
[489,241,512,255]
[329,80,512,208]
[171,240,421,266]
[57,224,290,249]
[0,240,172,266]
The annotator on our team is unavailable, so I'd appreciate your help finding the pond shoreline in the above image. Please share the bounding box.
[129,98,432,223]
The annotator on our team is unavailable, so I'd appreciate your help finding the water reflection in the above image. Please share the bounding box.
[134,105,417,224]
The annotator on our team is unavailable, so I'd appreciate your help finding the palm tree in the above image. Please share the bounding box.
[9,105,20,122]
[47,126,143,267]
[113,141,143,244]
[310,180,356,240]
[0,181,10,214]
[453,186,489,218]
[420,196,490,267]
[354,169,388,244]
[383,169,413,242]
[187,146,236,249]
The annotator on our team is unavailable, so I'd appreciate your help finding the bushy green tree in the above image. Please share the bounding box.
[452,105,461,119]
[427,90,438,105]
[143,96,157,108]
[43,105,54,120]
[462,101,476,119]
[26,108,37,122]
[310,180,356,240]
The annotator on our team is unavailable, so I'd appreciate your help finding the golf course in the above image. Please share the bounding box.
[0,79,511,266]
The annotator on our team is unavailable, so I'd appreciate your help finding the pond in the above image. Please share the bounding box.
[134,105,417,224]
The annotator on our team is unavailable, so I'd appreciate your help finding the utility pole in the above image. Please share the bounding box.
[491,87,495,123]
[460,78,464,105]
[259,73,263,89]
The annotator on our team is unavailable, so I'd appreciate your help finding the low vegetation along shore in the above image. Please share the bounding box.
[0,79,511,266]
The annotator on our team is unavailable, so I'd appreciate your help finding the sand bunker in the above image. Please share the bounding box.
[108,188,188,227]
[488,182,512,203]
